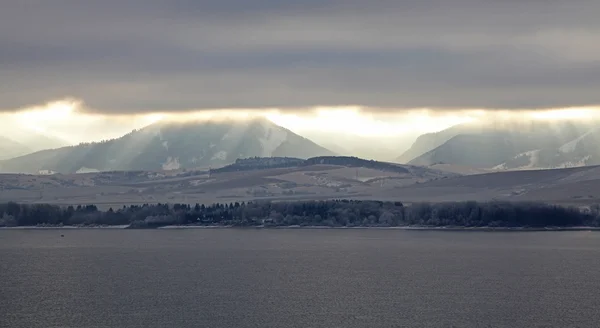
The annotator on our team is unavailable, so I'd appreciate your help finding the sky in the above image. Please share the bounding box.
[1,1,600,153]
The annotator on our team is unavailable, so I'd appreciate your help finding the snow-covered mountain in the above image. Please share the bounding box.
[396,123,491,164]
[496,128,600,170]
[398,121,600,170]
[0,118,334,174]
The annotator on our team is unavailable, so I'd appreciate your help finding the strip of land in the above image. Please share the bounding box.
[1,200,599,229]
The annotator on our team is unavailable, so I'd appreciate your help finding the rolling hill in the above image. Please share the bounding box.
[377,164,600,206]
[0,155,457,207]
[2,154,600,208]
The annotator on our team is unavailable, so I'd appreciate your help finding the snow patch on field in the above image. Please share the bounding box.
[494,150,541,170]
[76,167,100,174]
[556,155,591,168]
[190,179,214,186]
[522,150,541,168]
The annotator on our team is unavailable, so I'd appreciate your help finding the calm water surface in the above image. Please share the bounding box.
[1,229,600,328]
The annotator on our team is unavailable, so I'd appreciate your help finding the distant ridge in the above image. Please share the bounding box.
[0,118,334,174]
[398,121,600,170]
[0,136,31,160]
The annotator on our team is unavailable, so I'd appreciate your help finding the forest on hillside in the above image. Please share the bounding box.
[1,200,599,228]
[212,156,412,174]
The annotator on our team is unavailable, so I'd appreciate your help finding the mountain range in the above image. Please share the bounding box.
[0,118,334,174]
[1,116,600,174]
[397,121,600,170]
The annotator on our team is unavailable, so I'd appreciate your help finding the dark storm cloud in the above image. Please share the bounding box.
[1,0,600,113]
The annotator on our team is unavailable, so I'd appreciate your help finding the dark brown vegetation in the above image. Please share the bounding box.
[1,200,599,229]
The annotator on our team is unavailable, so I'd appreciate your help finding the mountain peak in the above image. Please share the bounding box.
[0,119,334,174]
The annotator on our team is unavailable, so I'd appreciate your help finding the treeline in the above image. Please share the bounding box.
[1,200,599,228]
[212,156,412,174]
[212,157,305,173]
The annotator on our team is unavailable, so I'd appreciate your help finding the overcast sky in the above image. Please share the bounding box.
[2,0,600,114]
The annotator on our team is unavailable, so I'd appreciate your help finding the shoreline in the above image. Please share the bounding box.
[2,225,600,232]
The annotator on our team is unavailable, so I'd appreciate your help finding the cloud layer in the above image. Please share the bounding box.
[2,0,600,113]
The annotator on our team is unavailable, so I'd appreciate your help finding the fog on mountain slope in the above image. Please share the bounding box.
[14,133,71,153]
[4,111,600,173]
[397,120,600,170]
[396,123,487,164]
[497,128,600,170]
[319,141,406,162]
[301,132,416,162]
[0,118,334,174]
[0,136,31,160]
[0,132,69,160]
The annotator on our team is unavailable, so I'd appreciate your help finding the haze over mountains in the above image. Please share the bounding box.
[0,132,69,160]
[0,114,599,208]
[1,113,600,175]
[0,1,599,209]
[0,136,28,160]
[0,118,334,174]
[397,120,600,170]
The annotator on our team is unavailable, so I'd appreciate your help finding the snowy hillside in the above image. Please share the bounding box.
[496,128,600,170]
[401,121,600,170]
[0,118,334,174]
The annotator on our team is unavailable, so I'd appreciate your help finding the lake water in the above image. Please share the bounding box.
[2,229,600,327]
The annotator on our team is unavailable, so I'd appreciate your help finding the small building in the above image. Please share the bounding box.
[38,170,56,175]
